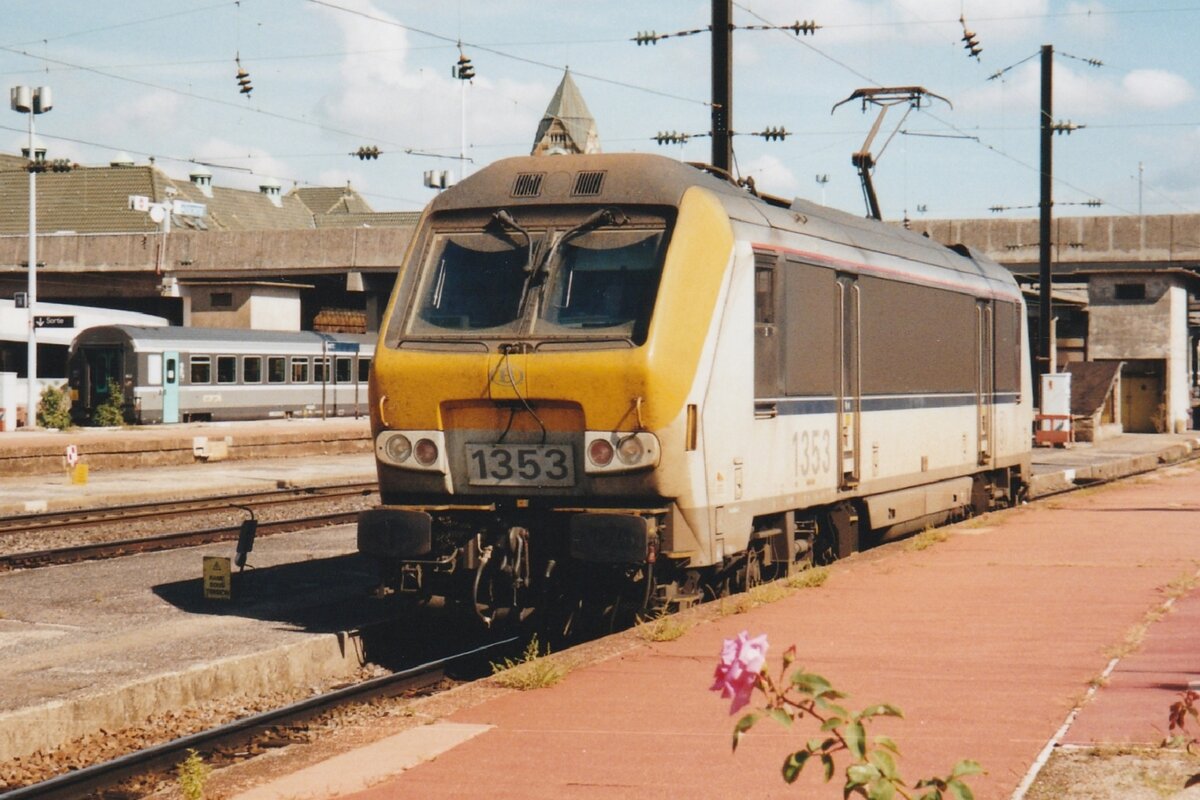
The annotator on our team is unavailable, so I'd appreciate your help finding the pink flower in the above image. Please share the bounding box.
[711,631,769,713]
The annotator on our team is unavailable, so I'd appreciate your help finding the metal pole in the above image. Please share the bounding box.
[1038,44,1053,387]
[25,107,37,428]
[460,73,466,180]
[711,0,732,172]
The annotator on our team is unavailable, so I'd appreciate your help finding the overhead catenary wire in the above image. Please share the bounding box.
[732,1,1142,216]
[306,0,711,107]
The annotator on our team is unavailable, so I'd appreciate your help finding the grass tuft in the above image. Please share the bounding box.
[490,636,570,690]
[905,528,949,552]
[634,611,692,642]
[786,565,830,589]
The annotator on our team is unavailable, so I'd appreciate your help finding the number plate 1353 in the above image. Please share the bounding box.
[465,444,575,487]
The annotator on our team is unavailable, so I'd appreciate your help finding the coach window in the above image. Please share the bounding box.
[243,356,262,384]
[267,356,286,383]
[335,357,353,383]
[291,357,309,383]
[217,355,237,384]
[190,355,211,384]
[357,357,371,382]
[314,357,330,383]
[147,354,163,386]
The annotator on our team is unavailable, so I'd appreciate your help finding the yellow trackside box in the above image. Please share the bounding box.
[203,556,232,600]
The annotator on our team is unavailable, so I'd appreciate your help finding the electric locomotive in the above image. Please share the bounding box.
[359,153,1032,629]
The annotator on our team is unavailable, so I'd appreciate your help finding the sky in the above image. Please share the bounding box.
[0,1,1197,221]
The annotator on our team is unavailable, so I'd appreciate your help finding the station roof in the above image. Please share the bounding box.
[0,156,411,235]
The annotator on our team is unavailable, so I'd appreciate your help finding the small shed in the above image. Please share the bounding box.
[1064,361,1123,442]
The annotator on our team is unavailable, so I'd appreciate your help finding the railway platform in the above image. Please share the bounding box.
[0,416,371,478]
[0,430,1198,799]
[0,418,374,516]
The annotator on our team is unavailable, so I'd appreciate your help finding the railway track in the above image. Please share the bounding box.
[0,637,518,800]
[0,482,378,569]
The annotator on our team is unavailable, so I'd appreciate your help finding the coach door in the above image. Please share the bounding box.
[836,276,861,489]
[975,302,994,465]
[162,351,180,424]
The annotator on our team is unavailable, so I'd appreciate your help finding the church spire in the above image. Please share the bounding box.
[531,69,601,156]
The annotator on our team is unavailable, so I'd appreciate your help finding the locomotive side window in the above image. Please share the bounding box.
[859,277,975,395]
[291,357,309,383]
[267,357,286,383]
[217,355,237,384]
[993,301,1021,394]
[243,356,262,384]
[753,252,781,398]
[782,259,837,397]
[410,233,529,333]
[190,355,211,384]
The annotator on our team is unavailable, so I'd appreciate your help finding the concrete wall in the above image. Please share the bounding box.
[908,213,1200,270]
[1088,274,1191,432]
[183,285,301,331]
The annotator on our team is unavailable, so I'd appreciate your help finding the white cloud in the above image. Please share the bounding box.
[740,152,799,198]
[1122,69,1194,110]
[192,138,294,193]
[309,0,549,160]
[959,62,1194,117]
[93,90,184,141]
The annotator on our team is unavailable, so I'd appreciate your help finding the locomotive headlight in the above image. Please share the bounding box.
[376,430,445,473]
[382,433,412,464]
[588,438,615,467]
[616,435,644,465]
[414,438,439,466]
[585,432,659,475]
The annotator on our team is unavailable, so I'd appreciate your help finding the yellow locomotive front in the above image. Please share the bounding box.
[359,154,735,626]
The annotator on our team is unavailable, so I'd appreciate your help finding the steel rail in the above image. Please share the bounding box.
[0,482,378,536]
[0,508,365,570]
[0,637,518,800]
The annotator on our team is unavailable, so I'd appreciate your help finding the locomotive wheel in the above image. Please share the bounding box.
[734,544,763,592]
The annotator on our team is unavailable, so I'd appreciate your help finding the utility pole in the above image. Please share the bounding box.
[1038,44,1053,386]
[711,0,732,172]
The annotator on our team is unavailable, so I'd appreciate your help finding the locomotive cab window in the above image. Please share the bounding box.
[402,209,671,346]
[537,229,665,340]
[410,232,529,334]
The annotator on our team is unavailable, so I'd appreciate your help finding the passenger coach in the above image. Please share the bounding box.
[359,153,1033,628]
[68,325,373,424]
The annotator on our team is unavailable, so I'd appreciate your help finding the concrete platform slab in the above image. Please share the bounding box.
[233,723,493,800]
[0,524,384,763]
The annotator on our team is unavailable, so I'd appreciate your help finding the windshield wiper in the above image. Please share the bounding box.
[536,207,628,284]
[492,209,534,273]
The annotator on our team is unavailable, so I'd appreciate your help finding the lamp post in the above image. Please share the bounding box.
[10,85,51,429]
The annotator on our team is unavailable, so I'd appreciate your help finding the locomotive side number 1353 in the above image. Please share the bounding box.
[798,429,832,476]
[466,443,575,487]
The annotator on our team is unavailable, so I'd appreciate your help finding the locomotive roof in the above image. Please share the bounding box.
[434,153,1017,298]
[71,325,374,351]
